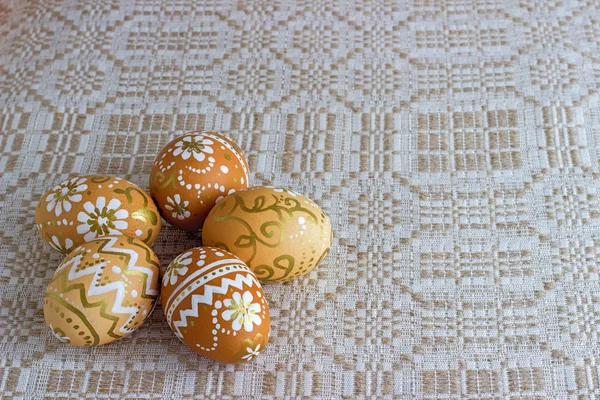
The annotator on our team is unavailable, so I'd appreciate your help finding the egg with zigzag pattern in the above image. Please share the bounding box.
[43,236,160,346]
[161,247,270,363]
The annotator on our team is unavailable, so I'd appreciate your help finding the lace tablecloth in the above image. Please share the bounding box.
[2,0,600,398]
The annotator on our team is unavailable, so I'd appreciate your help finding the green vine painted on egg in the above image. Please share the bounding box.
[254,254,296,282]
[141,228,153,244]
[212,241,231,252]
[208,192,320,281]
[113,187,159,238]
[151,170,178,191]
[90,175,112,184]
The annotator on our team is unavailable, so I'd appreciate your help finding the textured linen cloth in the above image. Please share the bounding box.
[2,0,600,398]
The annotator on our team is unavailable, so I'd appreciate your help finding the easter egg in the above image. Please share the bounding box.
[161,247,270,363]
[43,236,160,346]
[202,186,332,283]
[35,175,161,255]
[149,131,249,231]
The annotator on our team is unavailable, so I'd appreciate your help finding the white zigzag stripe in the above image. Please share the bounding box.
[170,272,258,338]
[165,264,251,324]
[164,258,244,311]
[62,236,158,334]
[166,265,255,325]
[57,252,84,274]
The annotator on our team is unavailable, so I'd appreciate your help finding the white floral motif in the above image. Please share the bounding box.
[163,251,192,286]
[164,194,191,220]
[48,236,74,254]
[222,291,262,332]
[45,178,88,217]
[76,197,129,242]
[49,324,70,343]
[241,344,262,361]
[172,135,214,162]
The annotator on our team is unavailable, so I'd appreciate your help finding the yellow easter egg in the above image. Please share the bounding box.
[202,186,332,282]
[44,236,160,346]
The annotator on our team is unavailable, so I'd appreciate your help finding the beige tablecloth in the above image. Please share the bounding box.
[2,0,600,398]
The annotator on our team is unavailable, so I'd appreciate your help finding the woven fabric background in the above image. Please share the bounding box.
[2,0,600,398]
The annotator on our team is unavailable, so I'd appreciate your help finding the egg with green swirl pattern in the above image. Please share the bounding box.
[202,186,332,283]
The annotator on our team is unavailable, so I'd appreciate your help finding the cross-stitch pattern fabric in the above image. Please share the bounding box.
[2,0,600,398]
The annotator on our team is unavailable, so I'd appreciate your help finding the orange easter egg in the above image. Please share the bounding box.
[35,175,161,255]
[161,247,270,363]
[149,132,249,231]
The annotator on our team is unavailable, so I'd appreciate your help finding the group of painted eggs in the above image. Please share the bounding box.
[36,131,332,364]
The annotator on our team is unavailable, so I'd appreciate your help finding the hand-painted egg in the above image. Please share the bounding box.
[44,236,160,346]
[161,247,270,363]
[149,131,249,231]
[35,175,161,255]
[202,186,333,283]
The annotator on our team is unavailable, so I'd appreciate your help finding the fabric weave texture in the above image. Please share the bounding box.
[2,0,600,398]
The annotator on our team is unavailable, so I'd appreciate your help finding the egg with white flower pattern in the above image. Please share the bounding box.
[35,175,161,255]
[161,247,270,363]
[149,131,249,231]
